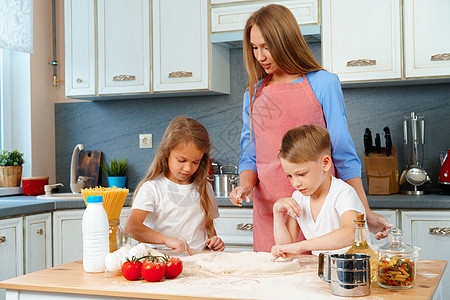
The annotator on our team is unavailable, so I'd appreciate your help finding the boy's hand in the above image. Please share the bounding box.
[206,236,225,251]
[165,237,193,255]
[273,197,302,218]
[271,243,302,260]
[230,186,253,206]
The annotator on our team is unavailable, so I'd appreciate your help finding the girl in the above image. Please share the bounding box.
[125,116,225,254]
[229,4,391,252]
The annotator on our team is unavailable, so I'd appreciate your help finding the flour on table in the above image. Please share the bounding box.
[192,251,301,276]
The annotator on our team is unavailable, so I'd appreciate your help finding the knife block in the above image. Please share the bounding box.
[363,147,399,195]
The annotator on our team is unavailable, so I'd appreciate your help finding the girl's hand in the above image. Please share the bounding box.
[165,237,193,255]
[206,236,225,251]
[230,186,253,206]
[273,197,302,218]
[271,243,302,260]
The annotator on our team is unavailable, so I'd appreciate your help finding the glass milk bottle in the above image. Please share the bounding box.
[82,195,109,272]
[346,213,378,283]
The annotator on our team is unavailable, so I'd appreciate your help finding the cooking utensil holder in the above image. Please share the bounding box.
[363,147,399,195]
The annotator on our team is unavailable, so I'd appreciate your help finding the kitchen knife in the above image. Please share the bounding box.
[364,128,373,156]
[383,126,392,156]
[375,133,382,154]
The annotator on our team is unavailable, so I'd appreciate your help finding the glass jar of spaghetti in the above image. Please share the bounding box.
[377,228,420,289]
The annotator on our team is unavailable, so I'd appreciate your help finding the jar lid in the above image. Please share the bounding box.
[86,195,103,203]
[379,228,417,255]
[22,176,49,180]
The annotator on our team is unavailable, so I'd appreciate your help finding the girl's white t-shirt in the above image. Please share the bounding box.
[131,175,219,250]
[291,176,365,256]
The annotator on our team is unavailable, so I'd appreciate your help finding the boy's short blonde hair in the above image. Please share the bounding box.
[278,125,331,163]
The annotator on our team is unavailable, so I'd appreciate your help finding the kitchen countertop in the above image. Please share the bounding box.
[0,254,446,300]
[1,193,449,219]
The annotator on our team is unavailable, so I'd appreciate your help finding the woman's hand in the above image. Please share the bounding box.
[230,186,253,206]
[206,236,225,251]
[273,197,302,218]
[366,210,393,240]
[165,237,193,255]
[271,243,302,260]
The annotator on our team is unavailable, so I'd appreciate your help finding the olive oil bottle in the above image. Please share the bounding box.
[346,213,378,283]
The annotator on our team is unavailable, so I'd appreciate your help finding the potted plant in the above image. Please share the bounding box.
[0,149,25,187]
[102,158,129,188]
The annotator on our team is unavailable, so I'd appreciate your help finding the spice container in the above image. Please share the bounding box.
[377,228,420,289]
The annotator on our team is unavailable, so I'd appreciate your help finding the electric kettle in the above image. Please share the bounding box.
[439,149,450,194]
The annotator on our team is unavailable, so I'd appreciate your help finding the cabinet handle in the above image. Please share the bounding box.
[0,236,6,243]
[347,59,376,67]
[113,75,136,81]
[430,53,450,61]
[236,223,253,231]
[168,71,193,78]
[36,229,44,235]
[429,227,450,235]
[76,78,83,83]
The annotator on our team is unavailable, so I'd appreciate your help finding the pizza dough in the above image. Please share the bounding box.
[193,251,301,276]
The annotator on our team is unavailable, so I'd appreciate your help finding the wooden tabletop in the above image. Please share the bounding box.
[0,255,446,300]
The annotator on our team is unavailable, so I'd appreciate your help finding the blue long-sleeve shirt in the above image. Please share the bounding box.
[239,70,361,181]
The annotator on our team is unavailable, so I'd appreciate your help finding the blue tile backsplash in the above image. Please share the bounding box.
[56,44,450,193]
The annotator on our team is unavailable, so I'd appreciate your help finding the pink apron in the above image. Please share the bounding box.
[252,74,335,252]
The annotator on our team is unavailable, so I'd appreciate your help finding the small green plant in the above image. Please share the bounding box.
[102,158,128,177]
[0,149,24,166]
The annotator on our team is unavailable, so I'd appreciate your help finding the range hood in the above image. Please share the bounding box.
[211,24,321,48]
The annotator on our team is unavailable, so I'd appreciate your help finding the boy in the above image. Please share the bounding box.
[271,125,365,259]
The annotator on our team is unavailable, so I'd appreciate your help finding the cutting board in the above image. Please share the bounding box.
[76,150,102,188]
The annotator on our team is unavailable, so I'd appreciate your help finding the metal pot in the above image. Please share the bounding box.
[212,165,239,197]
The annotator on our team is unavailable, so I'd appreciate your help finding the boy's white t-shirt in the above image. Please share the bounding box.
[291,176,365,256]
[131,175,219,250]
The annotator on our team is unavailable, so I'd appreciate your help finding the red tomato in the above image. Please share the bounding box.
[141,260,165,282]
[121,260,143,281]
[164,257,183,279]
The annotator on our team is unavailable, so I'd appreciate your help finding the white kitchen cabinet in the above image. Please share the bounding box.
[211,0,319,33]
[0,217,23,281]
[53,209,84,267]
[64,0,96,96]
[322,0,402,82]
[403,0,450,78]
[97,0,150,95]
[24,213,52,274]
[152,0,229,93]
[215,208,253,252]
[401,210,450,300]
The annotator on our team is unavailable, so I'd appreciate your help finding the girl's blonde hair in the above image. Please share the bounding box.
[133,116,214,238]
[243,4,324,102]
[279,125,331,163]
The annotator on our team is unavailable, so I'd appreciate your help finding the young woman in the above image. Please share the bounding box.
[125,116,225,254]
[229,4,391,252]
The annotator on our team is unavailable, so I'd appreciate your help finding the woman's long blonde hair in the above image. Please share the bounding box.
[243,4,324,102]
[133,116,215,238]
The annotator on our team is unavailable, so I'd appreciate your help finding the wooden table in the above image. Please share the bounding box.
[0,255,446,300]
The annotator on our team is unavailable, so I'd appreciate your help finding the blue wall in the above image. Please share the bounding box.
[55,44,450,193]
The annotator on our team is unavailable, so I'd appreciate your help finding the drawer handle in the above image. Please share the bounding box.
[347,59,376,67]
[113,74,136,81]
[430,53,450,61]
[169,71,193,78]
[36,229,44,235]
[76,78,83,83]
[429,227,450,235]
[0,236,6,243]
[236,223,253,231]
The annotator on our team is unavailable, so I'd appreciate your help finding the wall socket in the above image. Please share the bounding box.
[139,134,153,148]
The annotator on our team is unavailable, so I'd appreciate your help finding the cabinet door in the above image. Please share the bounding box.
[53,210,84,267]
[97,0,150,95]
[404,0,450,78]
[24,213,52,273]
[401,210,450,298]
[0,217,23,281]
[370,209,397,248]
[215,208,253,251]
[152,0,208,92]
[64,0,96,96]
[322,0,402,82]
